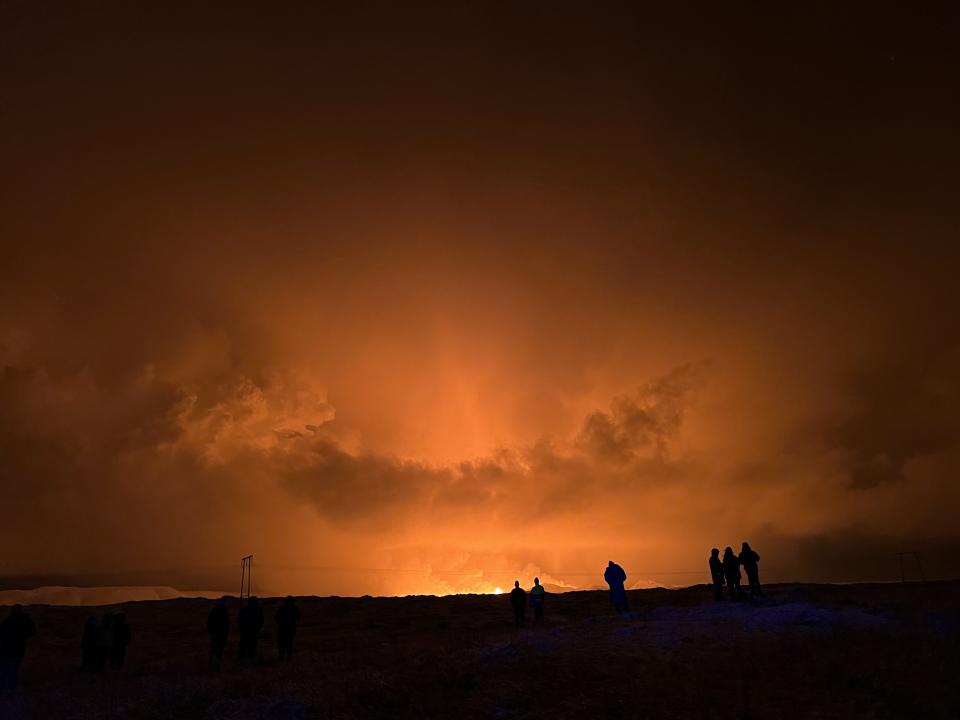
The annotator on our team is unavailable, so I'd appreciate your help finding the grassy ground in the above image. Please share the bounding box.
[2,581,958,719]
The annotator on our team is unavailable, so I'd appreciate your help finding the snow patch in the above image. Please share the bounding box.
[0,585,227,607]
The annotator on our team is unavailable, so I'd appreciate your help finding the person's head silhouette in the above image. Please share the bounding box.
[534,577,540,586]
[514,580,520,589]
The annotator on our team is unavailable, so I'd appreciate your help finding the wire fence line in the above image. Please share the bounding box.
[254,563,717,578]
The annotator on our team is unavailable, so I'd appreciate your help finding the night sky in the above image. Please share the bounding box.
[2,2,959,594]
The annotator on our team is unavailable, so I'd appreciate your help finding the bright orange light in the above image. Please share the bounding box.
[493,586,503,595]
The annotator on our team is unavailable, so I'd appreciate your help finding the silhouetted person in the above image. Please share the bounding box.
[207,598,229,671]
[740,542,762,597]
[274,596,301,660]
[604,561,629,612]
[709,548,724,601]
[722,546,741,599]
[529,577,546,623]
[110,613,131,669]
[237,596,263,664]
[0,605,36,692]
[81,616,99,672]
[509,580,526,627]
[96,613,114,671]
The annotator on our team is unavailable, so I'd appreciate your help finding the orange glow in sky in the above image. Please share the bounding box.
[2,2,959,595]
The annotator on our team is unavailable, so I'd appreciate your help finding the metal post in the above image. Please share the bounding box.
[240,555,254,599]
[897,551,926,584]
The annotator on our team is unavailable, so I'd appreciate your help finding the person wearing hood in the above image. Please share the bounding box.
[604,561,629,612]
[740,542,762,597]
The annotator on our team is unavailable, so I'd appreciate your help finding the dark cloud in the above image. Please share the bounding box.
[279,437,440,523]
[576,364,705,464]
[808,344,960,490]
[754,525,960,584]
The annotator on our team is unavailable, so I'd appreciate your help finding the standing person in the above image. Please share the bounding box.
[82,616,100,671]
[509,580,526,628]
[110,613,132,669]
[604,561,629,612]
[709,548,724,601]
[237,597,263,664]
[722,547,741,600]
[0,605,36,693]
[207,598,229,671]
[274,596,301,661]
[95,613,115,672]
[740,542,762,597]
[529,578,546,624]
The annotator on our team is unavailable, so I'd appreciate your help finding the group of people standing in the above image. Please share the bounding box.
[0,593,303,695]
[4,551,765,693]
[508,578,547,627]
[81,612,132,672]
[709,542,762,600]
[207,595,301,671]
[509,561,633,628]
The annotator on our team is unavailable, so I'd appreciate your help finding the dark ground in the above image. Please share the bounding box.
[2,581,958,719]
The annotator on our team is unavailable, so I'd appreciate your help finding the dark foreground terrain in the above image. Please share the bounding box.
[2,581,958,719]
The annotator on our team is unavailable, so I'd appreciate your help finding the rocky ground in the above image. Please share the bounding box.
[1,581,958,719]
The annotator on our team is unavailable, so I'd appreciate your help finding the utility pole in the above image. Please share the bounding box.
[913,551,926,583]
[240,555,253,598]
